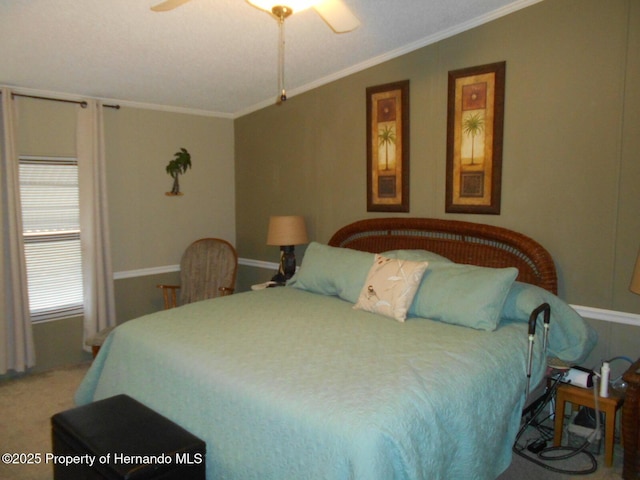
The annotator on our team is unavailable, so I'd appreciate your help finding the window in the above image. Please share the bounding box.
[19,156,84,322]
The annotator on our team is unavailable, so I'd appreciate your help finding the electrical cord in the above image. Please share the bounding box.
[536,380,600,469]
[513,373,600,475]
[607,355,633,364]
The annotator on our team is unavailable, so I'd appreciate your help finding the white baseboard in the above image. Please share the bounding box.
[113,259,640,327]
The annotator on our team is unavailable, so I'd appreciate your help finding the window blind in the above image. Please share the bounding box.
[19,156,84,322]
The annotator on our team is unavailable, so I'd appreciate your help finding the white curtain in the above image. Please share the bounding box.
[0,88,36,374]
[77,100,116,350]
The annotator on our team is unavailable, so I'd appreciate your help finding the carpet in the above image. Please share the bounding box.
[0,363,90,480]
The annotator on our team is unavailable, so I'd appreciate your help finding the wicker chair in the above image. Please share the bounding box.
[157,238,238,309]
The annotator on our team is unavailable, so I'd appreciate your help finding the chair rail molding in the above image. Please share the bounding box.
[113,258,279,280]
[571,305,640,327]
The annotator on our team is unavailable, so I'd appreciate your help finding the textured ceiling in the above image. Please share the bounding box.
[0,0,540,117]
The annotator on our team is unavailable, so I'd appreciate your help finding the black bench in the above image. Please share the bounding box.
[51,394,206,480]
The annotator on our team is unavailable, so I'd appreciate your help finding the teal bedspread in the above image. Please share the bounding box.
[76,287,592,480]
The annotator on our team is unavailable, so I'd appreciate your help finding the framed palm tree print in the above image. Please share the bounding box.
[366,80,410,212]
[446,62,505,214]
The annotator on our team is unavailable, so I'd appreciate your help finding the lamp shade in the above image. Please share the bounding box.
[266,215,308,246]
[631,249,640,295]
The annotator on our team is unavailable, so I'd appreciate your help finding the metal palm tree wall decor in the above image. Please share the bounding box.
[165,147,192,196]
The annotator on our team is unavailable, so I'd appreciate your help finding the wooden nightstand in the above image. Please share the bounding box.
[553,383,624,467]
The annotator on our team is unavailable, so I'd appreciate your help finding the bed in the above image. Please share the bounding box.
[75,217,597,480]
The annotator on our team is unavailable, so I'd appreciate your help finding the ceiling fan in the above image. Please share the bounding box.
[151,0,360,103]
[151,0,360,33]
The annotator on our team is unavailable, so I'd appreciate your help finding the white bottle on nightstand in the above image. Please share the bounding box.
[600,361,610,398]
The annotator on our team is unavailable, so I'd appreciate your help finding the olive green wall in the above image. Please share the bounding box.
[11,98,235,373]
[235,0,640,368]
[104,107,235,272]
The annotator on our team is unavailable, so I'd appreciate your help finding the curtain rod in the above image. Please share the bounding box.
[8,92,120,109]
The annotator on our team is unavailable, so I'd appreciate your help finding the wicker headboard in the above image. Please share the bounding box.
[328,217,558,294]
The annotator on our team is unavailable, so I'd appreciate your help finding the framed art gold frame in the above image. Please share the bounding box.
[446,62,505,214]
[366,80,410,212]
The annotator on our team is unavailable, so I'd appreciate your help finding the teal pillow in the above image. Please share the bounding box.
[501,282,598,363]
[409,263,518,331]
[501,281,549,322]
[381,249,452,264]
[288,242,374,303]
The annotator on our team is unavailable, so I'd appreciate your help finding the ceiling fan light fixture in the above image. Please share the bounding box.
[247,0,318,16]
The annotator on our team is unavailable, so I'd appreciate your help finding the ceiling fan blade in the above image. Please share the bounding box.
[150,0,192,12]
[313,0,360,33]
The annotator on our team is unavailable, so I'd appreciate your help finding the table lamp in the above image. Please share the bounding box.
[266,215,308,284]
[631,248,640,295]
